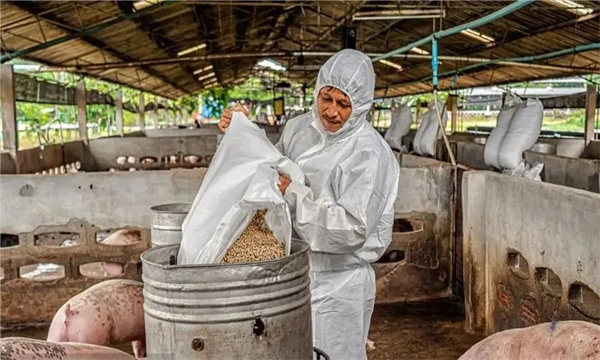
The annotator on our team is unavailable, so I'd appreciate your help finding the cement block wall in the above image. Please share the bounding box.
[1,168,206,325]
[87,135,218,171]
[0,168,206,234]
[1,141,87,175]
[525,151,600,193]
[1,152,16,174]
[374,154,454,302]
[462,171,600,335]
[448,139,599,193]
[144,127,221,138]
[584,140,600,159]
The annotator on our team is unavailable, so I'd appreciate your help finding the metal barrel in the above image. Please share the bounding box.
[141,240,313,360]
[149,203,191,247]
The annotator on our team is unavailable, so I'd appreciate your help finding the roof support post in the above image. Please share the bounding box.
[585,84,598,145]
[1,64,19,173]
[116,90,123,136]
[138,93,146,132]
[449,94,459,134]
[76,81,88,143]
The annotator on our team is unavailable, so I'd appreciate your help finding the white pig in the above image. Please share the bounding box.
[47,280,145,358]
[459,320,600,360]
[0,337,135,360]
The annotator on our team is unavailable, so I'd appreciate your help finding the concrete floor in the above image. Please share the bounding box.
[368,298,484,360]
[1,298,483,360]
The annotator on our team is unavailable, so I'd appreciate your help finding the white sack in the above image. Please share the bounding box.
[384,104,412,151]
[412,116,426,155]
[484,93,523,169]
[507,160,544,182]
[498,98,543,170]
[415,100,448,157]
[177,112,304,265]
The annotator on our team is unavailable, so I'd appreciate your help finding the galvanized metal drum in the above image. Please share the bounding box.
[149,203,190,247]
[141,240,313,360]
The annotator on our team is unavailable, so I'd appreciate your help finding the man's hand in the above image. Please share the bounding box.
[278,174,291,195]
[218,104,249,133]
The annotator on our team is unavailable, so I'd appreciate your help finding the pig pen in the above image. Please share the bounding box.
[0,169,206,326]
[399,128,600,193]
[0,133,221,175]
[373,153,454,303]
[450,137,600,193]
[0,149,490,359]
[462,171,600,335]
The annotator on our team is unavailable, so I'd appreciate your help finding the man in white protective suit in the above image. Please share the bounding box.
[219,49,399,360]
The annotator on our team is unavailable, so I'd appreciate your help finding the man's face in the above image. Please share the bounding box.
[317,86,352,133]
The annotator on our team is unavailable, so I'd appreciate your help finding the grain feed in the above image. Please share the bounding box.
[221,210,285,264]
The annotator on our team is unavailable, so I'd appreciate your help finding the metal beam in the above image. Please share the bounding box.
[397,11,600,77]
[372,0,535,62]
[38,51,600,75]
[8,2,190,96]
[116,1,201,91]
[305,1,367,51]
[381,43,600,93]
[262,4,301,50]
[484,11,599,52]
[1,2,171,63]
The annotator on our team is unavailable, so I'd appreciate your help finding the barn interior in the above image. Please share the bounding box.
[1,1,599,359]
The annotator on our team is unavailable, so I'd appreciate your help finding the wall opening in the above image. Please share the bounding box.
[79,262,124,279]
[1,233,19,248]
[19,263,65,282]
[568,282,600,320]
[162,154,180,164]
[376,250,406,264]
[183,155,201,164]
[534,267,563,298]
[116,156,136,165]
[507,250,530,280]
[0,267,4,280]
[34,232,81,247]
[393,219,414,233]
[96,228,141,245]
[140,156,158,164]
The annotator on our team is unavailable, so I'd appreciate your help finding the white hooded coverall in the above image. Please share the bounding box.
[276,49,400,360]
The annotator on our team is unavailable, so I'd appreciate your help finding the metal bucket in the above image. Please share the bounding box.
[149,203,191,247]
[141,240,313,360]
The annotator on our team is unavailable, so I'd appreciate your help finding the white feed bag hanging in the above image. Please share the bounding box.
[412,110,429,155]
[498,98,543,170]
[484,92,523,169]
[417,99,448,157]
[384,103,413,151]
[177,112,305,265]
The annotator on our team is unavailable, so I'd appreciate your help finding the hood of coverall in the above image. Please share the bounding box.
[312,49,376,140]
